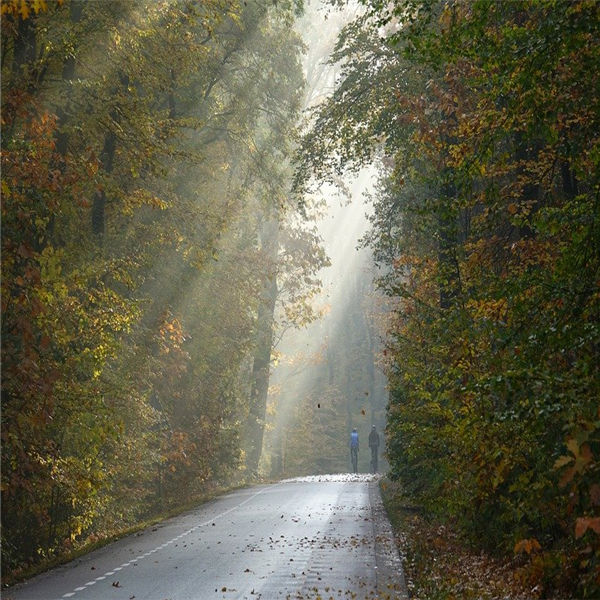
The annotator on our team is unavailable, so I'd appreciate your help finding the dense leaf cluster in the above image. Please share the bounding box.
[1,0,325,578]
[298,0,600,596]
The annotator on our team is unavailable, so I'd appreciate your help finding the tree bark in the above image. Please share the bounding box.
[245,217,279,475]
[91,72,128,239]
[561,160,578,201]
[11,16,36,82]
[91,130,116,237]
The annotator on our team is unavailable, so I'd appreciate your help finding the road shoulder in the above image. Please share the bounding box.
[369,479,409,599]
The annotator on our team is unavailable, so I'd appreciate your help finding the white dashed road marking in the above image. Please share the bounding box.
[60,485,273,599]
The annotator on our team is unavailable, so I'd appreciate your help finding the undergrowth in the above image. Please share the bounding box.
[380,478,570,600]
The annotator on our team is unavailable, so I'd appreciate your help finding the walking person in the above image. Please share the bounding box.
[350,428,359,473]
[368,425,380,473]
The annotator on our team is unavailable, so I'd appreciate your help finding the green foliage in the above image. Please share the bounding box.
[1,0,324,579]
[300,0,600,596]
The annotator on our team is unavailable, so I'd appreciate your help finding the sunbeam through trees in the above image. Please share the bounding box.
[2,0,599,597]
[1,0,327,576]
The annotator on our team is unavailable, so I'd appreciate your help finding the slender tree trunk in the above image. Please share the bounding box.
[92,72,128,239]
[364,308,376,425]
[11,16,36,82]
[561,160,578,201]
[245,217,279,475]
[92,131,116,238]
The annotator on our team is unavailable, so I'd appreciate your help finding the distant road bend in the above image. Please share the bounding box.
[7,474,407,600]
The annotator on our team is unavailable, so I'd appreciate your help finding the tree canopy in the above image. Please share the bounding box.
[298,0,600,596]
[1,0,326,578]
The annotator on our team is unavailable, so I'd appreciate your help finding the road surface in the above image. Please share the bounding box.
[5,474,407,600]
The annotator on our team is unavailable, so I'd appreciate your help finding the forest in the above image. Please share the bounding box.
[297,0,600,596]
[2,0,599,597]
[1,0,331,579]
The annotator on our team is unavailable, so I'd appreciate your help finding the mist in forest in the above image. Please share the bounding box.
[264,168,389,477]
[258,1,389,478]
[0,0,388,576]
[3,0,599,594]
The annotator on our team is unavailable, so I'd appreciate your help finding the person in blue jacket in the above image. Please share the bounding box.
[369,425,380,473]
[350,428,359,473]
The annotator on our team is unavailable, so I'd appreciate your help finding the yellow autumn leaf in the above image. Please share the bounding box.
[553,455,573,469]
[31,0,47,13]
[20,0,29,19]
[567,437,580,457]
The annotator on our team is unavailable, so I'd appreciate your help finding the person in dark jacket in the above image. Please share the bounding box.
[350,428,359,473]
[368,425,380,473]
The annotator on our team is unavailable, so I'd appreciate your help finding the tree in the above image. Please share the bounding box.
[297,0,600,595]
[1,0,323,578]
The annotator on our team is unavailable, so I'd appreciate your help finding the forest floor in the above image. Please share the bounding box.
[380,478,560,600]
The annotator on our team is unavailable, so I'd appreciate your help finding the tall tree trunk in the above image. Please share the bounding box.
[561,160,578,201]
[245,217,279,475]
[55,1,84,160]
[11,15,36,82]
[92,72,128,239]
[364,306,376,425]
[91,131,116,238]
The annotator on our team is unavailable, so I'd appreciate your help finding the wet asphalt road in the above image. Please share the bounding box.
[5,474,407,600]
